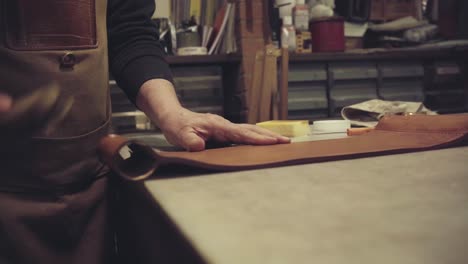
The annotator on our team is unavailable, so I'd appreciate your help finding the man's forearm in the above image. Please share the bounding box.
[136,78,183,127]
[107,0,174,104]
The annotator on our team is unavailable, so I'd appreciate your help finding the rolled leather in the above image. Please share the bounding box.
[98,114,468,181]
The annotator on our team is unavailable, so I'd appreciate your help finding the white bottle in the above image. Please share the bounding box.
[281,15,296,52]
[293,0,309,31]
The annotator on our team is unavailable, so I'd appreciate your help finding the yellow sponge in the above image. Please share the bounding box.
[256,120,310,137]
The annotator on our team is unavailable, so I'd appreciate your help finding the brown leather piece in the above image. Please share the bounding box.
[99,114,468,181]
[4,0,97,50]
[98,134,158,181]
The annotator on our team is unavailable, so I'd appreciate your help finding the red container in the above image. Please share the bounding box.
[309,17,345,52]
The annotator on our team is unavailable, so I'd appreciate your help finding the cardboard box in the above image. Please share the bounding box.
[370,0,421,21]
[296,31,312,53]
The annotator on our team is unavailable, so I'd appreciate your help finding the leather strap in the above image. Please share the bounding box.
[99,114,468,181]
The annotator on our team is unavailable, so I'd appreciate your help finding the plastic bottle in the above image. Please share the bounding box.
[281,16,296,52]
[293,0,309,31]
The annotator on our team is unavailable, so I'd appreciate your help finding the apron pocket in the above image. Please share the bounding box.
[4,0,97,50]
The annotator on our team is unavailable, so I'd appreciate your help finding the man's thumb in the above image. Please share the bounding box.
[180,131,206,152]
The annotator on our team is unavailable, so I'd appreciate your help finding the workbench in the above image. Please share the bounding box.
[115,146,468,264]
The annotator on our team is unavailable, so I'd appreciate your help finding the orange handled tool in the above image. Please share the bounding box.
[347,127,375,136]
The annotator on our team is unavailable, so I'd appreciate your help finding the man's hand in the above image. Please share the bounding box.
[0,85,73,137]
[157,107,290,151]
[0,93,12,113]
[136,79,290,152]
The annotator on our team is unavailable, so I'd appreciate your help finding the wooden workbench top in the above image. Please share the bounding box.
[143,146,468,264]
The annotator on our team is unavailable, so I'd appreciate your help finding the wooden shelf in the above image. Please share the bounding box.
[289,46,468,62]
[166,54,242,65]
[166,47,468,64]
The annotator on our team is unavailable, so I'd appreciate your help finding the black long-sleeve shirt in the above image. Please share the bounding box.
[107,0,173,104]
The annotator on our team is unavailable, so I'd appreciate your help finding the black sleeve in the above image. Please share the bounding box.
[107,0,174,104]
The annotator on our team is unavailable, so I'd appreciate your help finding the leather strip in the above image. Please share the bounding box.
[98,114,468,181]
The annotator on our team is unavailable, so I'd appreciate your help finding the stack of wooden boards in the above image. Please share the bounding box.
[247,44,289,124]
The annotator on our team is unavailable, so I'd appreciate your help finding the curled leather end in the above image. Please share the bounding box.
[98,134,158,181]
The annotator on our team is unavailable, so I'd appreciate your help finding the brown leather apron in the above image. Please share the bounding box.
[0,0,114,263]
